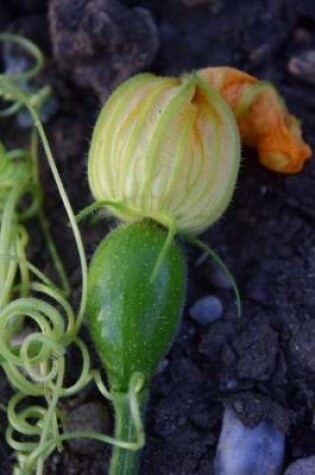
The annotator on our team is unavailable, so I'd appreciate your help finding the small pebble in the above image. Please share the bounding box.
[63,401,110,455]
[284,456,315,475]
[288,51,315,86]
[189,295,223,325]
[214,406,285,475]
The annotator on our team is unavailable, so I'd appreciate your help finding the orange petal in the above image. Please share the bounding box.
[198,67,312,173]
[198,67,257,109]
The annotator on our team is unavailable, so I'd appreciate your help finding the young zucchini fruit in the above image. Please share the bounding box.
[86,221,187,474]
[85,71,241,474]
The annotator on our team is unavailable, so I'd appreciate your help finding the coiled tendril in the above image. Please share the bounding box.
[0,34,144,475]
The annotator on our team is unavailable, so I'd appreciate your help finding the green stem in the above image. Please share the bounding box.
[31,130,70,296]
[109,390,148,475]
[37,208,70,296]
[0,77,88,330]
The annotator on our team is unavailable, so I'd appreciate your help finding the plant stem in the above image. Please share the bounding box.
[109,390,148,475]
[30,130,70,296]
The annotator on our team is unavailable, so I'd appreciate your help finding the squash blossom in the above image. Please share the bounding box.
[88,73,240,234]
[198,67,312,174]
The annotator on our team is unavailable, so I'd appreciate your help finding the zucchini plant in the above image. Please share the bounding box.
[85,68,311,474]
[1,34,308,475]
[84,72,242,474]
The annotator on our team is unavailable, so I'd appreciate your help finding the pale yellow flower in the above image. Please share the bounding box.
[88,72,240,234]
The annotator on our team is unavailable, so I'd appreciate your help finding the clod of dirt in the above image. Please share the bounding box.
[288,320,315,383]
[284,456,315,475]
[199,319,236,361]
[214,406,285,475]
[227,392,292,432]
[49,0,159,101]
[228,316,278,381]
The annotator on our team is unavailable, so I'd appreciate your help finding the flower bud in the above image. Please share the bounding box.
[88,72,240,234]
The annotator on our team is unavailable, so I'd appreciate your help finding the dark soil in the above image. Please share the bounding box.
[1,0,315,474]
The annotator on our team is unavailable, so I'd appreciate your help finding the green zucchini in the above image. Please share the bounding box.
[86,220,187,474]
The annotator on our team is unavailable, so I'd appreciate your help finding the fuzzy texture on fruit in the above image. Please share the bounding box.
[86,221,187,393]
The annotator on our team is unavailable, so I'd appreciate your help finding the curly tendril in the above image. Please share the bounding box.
[0,34,145,475]
[0,269,93,474]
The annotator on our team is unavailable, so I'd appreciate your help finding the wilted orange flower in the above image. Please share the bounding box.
[198,67,312,173]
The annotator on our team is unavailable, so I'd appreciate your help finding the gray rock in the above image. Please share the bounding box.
[189,295,223,325]
[214,406,285,475]
[284,456,315,475]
